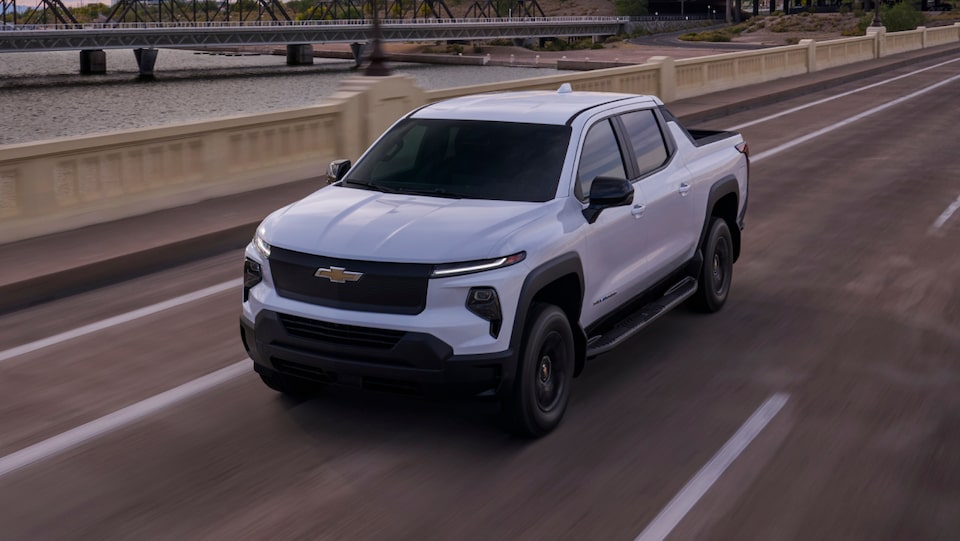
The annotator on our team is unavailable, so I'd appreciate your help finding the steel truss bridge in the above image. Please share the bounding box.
[0,17,625,52]
[2,0,553,26]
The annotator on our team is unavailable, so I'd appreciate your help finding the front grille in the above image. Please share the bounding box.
[278,313,405,350]
[269,247,431,315]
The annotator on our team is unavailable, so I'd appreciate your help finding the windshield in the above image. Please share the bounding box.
[342,119,571,202]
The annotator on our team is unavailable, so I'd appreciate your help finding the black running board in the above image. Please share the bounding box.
[585,277,698,358]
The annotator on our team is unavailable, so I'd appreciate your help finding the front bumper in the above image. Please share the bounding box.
[241,311,516,395]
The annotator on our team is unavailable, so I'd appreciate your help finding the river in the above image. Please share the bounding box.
[0,49,563,145]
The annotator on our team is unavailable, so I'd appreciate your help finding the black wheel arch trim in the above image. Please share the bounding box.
[698,175,741,263]
[508,253,588,380]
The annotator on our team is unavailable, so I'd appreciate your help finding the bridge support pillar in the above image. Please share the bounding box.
[350,42,366,68]
[286,44,314,65]
[134,48,159,78]
[79,49,106,75]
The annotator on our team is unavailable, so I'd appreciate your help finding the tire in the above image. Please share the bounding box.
[501,303,574,437]
[691,217,733,313]
[259,372,318,399]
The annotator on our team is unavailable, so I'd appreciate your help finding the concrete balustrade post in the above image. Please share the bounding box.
[866,26,886,58]
[799,39,817,73]
[647,56,676,103]
[918,26,927,48]
[327,75,428,161]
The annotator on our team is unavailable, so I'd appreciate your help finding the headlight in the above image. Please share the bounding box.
[254,230,271,259]
[431,252,525,278]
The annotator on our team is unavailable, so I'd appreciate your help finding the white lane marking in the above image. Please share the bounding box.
[930,194,960,234]
[635,393,789,541]
[728,57,960,131]
[0,360,250,479]
[0,278,242,364]
[751,73,960,164]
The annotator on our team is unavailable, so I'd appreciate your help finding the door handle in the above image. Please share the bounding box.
[631,204,645,218]
[679,182,691,196]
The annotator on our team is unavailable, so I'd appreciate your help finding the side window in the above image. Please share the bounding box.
[620,110,669,178]
[576,119,626,200]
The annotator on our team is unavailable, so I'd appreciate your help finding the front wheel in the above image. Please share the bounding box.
[501,303,574,437]
[691,217,733,313]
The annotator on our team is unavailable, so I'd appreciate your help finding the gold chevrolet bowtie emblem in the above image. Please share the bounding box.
[314,266,363,283]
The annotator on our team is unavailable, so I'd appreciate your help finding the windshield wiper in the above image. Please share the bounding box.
[343,180,402,194]
[397,187,473,199]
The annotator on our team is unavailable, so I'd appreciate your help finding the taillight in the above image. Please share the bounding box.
[735,141,750,157]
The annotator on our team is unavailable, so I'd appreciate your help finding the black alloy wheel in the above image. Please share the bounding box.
[502,303,574,437]
[692,217,733,313]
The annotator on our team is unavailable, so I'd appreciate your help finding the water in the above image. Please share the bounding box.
[0,49,562,145]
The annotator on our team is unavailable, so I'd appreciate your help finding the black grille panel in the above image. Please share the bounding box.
[278,313,405,350]
[269,247,432,315]
[272,358,336,383]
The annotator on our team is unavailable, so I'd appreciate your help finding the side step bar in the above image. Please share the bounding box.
[585,277,698,358]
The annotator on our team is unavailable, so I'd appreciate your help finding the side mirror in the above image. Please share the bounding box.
[326,159,351,185]
[583,176,633,224]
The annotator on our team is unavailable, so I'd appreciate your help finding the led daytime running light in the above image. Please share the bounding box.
[254,232,271,259]
[432,252,525,278]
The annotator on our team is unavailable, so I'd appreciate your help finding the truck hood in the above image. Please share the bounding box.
[261,186,553,262]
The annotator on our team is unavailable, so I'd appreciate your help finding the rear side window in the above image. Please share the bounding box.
[620,110,669,178]
[576,119,626,200]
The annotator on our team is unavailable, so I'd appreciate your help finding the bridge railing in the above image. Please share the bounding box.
[0,16,627,32]
[814,35,875,71]
[2,23,959,244]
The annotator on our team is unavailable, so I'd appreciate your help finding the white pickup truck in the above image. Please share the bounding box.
[240,85,749,436]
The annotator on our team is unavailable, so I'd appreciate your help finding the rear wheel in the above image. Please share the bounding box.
[691,217,733,313]
[501,303,574,437]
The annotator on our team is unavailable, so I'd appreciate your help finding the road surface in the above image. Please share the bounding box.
[0,54,958,540]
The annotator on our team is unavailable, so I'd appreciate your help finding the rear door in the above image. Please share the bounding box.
[616,108,697,278]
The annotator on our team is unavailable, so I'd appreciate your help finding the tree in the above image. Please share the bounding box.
[614,0,647,16]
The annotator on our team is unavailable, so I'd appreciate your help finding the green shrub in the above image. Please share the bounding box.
[881,2,925,32]
[678,30,732,42]
[614,0,647,16]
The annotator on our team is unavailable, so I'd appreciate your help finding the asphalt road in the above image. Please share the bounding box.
[1,54,959,540]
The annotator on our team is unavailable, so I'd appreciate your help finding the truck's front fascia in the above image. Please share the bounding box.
[240,241,529,395]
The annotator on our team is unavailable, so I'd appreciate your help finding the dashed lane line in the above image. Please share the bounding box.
[635,393,790,541]
[930,194,960,234]
[0,360,251,479]
[750,72,960,164]
[728,57,960,131]
[0,278,242,364]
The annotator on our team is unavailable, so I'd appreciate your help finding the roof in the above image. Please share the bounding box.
[412,89,660,125]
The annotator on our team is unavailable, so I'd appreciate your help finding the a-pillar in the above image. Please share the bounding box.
[286,44,314,65]
[134,48,159,78]
[79,49,106,75]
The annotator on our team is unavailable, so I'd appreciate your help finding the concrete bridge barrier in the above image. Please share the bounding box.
[2,22,959,244]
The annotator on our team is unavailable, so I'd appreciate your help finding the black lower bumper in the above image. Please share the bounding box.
[240,311,515,395]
